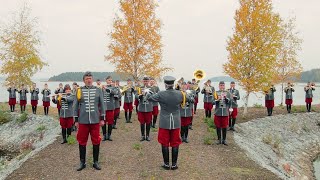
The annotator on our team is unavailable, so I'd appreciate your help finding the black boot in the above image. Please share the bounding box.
[216,128,222,145]
[128,111,132,123]
[180,126,185,142]
[44,107,46,115]
[309,104,312,112]
[113,116,117,129]
[152,115,157,128]
[208,111,212,118]
[107,124,113,141]
[194,104,197,114]
[286,105,289,113]
[161,146,170,170]
[92,144,101,170]
[289,105,292,113]
[228,117,232,130]
[102,125,107,141]
[23,106,26,112]
[77,145,86,171]
[222,128,228,146]
[67,128,72,138]
[189,117,193,130]
[184,126,189,143]
[140,124,145,141]
[10,105,13,112]
[205,110,208,118]
[13,105,15,112]
[171,147,179,170]
[20,106,23,113]
[231,118,236,131]
[270,108,273,116]
[146,124,151,141]
[125,111,129,123]
[267,108,271,116]
[61,128,67,144]
[34,106,37,114]
[31,106,34,114]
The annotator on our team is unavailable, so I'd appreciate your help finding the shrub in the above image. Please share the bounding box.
[67,135,77,145]
[0,111,11,124]
[17,112,28,123]
[133,143,142,150]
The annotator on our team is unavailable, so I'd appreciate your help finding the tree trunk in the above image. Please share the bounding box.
[243,91,250,115]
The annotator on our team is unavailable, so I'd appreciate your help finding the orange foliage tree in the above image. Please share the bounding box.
[0,3,47,87]
[224,0,283,114]
[106,0,171,81]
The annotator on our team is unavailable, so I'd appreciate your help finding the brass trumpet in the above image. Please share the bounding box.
[193,69,206,81]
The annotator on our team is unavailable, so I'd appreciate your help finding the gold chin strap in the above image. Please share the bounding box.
[77,88,82,101]
[180,91,186,108]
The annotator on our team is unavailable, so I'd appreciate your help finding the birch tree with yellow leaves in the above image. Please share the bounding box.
[106,0,171,81]
[0,4,47,87]
[224,0,283,114]
[275,17,303,106]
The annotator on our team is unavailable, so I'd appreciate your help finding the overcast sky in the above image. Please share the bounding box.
[0,0,319,80]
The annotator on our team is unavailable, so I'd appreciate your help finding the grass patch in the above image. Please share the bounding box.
[0,110,11,124]
[17,112,28,123]
[36,125,46,132]
[67,135,77,145]
[203,136,214,145]
[133,143,142,150]
[253,103,263,108]
[151,128,158,132]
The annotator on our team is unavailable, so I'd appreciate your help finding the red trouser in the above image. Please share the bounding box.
[77,123,101,146]
[31,100,38,106]
[123,102,133,112]
[20,100,27,106]
[181,117,192,126]
[43,101,50,107]
[265,100,274,108]
[306,98,312,103]
[214,115,229,128]
[229,108,238,119]
[9,98,16,105]
[114,108,120,117]
[105,110,114,125]
[60,117,74,128]
[158,128,182,147]
[152,106,159,116]
[204,102,213,110]
[138,112,152,124]
[285,99,293,105]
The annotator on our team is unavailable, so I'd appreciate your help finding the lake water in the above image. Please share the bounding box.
[0,80,319,109]
[314,157,320,179]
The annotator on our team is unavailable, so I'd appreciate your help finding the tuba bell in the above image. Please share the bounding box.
[193,69,206,81]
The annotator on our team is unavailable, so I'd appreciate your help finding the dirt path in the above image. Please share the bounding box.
[6,109,280,180]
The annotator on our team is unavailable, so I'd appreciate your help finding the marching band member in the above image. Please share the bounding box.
[71,82,78,132]
[18,84,28,113]
[41,83,51,115]
[191,79,200,114]
[123,79,135,123]
[102,76,118,141]
[73,72,106,171]
[284,82,295,113]
[201,80,215,118]
[180,83,194,143]
[175,77,184,90]
[265,85,276,116]
[150,77,160,128]
[135,77,153,141]
[134,80,141,113]
[96,79,102,89]
[113,81,122,129]
[214,81,231,145]
[30,83,40,114]
[57,84,74,144]
[7,82,17,112]
[148,76,193,170]
[304,82,316,112]
[115,80,122,120]
[228,82,240,131]
[54,83,64,116]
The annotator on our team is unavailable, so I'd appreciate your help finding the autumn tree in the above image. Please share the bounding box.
[275,17,303,105]
[223,0,283,114]
[106,0,171,81]
[0,3,47,87]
